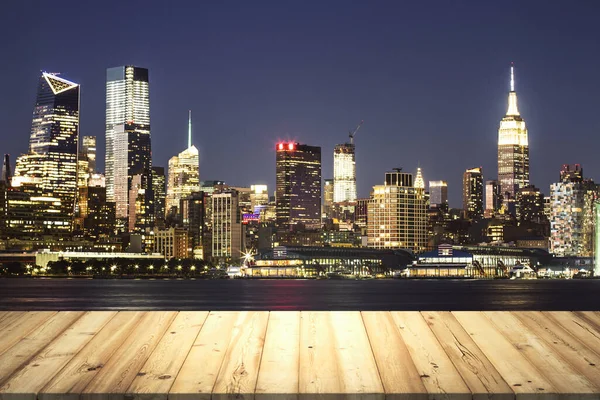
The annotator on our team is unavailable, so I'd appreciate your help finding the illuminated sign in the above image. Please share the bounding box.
[242,213,260,224]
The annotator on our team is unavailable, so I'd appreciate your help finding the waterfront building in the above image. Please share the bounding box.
[12,72,80,230]
[275,142,321,231]
[463,167,483,220]
[105,66,152,223]
[153,227,190,259]
[550,164,599,256]
[498,64,529,206]
[429,180,448,208]
[367,169,428,253]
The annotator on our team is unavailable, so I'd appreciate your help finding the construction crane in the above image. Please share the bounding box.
[348,120,364,144]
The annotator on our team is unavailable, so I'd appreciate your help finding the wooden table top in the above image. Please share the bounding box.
[0,311,600,399]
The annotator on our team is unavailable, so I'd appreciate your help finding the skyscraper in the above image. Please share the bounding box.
[1,155,11,186]
[498,64,529,204]
[152,167,166,225]
[516,185,545,223]
[81,136,97,174]
[166,111,200,215]
[429,181,448,208]
[484,180,502,217]
[105,66,152,223]
[367,169,428,253]
[333,144,356,203]
[212,190,243,260]
[275,142,321,231]
[463,167,483,220]
[13,72,80,227]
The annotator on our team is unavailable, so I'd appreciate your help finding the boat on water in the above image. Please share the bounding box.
[326,269,356,279]
[509,264,537,279]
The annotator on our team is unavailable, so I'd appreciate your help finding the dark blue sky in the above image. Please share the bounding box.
[2,0,600,207]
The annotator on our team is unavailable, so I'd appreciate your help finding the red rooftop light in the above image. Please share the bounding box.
[278,143,284,150]
[288,143,294,150]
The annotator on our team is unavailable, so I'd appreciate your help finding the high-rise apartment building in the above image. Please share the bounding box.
[13,72,80,230]
[105,66,152,224]
[550,164,598,256]
[166,111,200,215]
[485,180,502,217]
[154,227,190,259]
[463,167,483,220]
[516,185,545,223]
[212,190,243,260]
[275,142,321,231]
[367,169,428,253]
[429,180,448,208]
[333,144,356,203]
[498,64,529,204]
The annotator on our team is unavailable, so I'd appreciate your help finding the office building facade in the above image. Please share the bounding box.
[429,180,448,208]
[463,167,483,220]
[212,191,243,260]
[105,66,152,224]
[333,143,356,203]
[275,142,321,231]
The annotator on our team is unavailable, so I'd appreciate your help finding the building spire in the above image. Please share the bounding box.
[510,62,515,92]
[506,63,520,116]
[414,167,425,189]
[188,110,192,148]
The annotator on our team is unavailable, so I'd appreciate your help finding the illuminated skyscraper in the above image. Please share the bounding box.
[81,136,96,174]
[498,64,529,203]
[166,111,200,215]
[105,66,152,223]
[333,144,356,203]
[275,142,321,231]
[212,190,243,260]
[323,179,334,219]
[429,180,448,208]
[485,180,502,217]
[367,169,428,253]
[152,166,166,224]
[463,167,483,220]
[13,72,80,229]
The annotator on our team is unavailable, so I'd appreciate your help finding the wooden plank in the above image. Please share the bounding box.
[299,311,384,400]
[0,312,25,330]
[211,311,269,400]
[169,311,240,400]
[0,311,84,387]
[421,311,513,400]
[485,312,598,395]
[255,311,300,400]
[390,312,470,400]
[362,311,428,400]
[513,311,600,389]
[544,312,600,357]
[453,312,558,398]
[0,312,56,356]
[125,311,208,400]
[38,311,145,400]
[80,311,177,399]
[0,311,116,400]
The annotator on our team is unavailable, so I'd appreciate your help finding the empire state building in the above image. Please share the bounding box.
[498,64,529,204]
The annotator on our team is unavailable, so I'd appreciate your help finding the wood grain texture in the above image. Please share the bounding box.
[514,312,600,389]
[0,312,25,331]
[485,312,599,395]
[0,311,84,388]
[453,312,557,399]
[169,311,241,400]
[390,312,471,400]
[362,311,428,400]
[211,311,269,400]
[299,311,385,400]
[0,312,56,356]
[38,311,145,400]
[544,312,600,357]
[80,311,177,400]
[255,311,300,400]
[0,311,116,400]
[125,311,208,400]
[422,311,513,400]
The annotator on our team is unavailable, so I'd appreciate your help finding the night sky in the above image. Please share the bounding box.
[2,1,599,207]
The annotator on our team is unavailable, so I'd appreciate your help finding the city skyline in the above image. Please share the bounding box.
[2,1,600,208]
